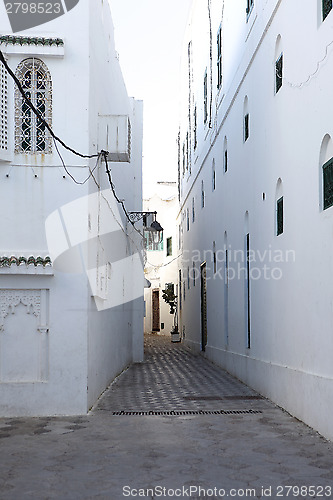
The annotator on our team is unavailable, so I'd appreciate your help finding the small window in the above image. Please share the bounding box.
[276,197,284,235]
[246,0,254,18]
[166,237,172,256]
[187,266,190,289]
[193,261,196,287]
[201,181,205,208]
[194,105,197,150]
[182,142,185,176]
[204,69,208,124]
[323,157,333,210]
[323,0,332,20]
[186,132,189,171]
[186,208,190,231]
[275,53,283,94]
[213,241,217,274]
[244,113,250,142]
[217,24,222,89]
[224,149,228,173]
[212,160,216,191]
[192,197,195,223]
[144,231,164,251]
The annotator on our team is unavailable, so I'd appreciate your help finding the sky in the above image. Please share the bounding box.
[109,0,193,197]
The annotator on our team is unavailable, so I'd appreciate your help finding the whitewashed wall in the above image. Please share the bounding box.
[179,0,333,440]
[0,0,143,415]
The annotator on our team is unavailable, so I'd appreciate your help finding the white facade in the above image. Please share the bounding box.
[0,0,144,416]
[178,0,333,440]
[144,184,179,336]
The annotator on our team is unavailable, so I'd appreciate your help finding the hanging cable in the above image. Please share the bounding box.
[0,50,98,159]
[53,138,101,185]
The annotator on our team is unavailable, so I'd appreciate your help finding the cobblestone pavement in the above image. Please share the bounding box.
[0,334,332,500]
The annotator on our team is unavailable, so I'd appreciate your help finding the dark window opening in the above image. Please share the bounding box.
[166,237,172,256]
[244,113,249,142]
[275,53,283,94]
[323,157,333,210]
[323,0,332,20]
[276,196,284,235]
[217,25,222,89]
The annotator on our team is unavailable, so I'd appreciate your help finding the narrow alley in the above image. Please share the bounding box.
[0,334,332,499]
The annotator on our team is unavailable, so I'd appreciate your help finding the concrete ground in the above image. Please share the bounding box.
[0,334,332,500]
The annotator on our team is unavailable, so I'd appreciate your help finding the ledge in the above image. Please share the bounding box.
[0,35,64,57]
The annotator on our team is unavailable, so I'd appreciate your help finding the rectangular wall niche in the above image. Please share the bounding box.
[0,289,49,382]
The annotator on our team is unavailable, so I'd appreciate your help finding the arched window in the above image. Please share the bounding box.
[15,58,52,154]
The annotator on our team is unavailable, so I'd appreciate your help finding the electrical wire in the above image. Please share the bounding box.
[53,138,101,185]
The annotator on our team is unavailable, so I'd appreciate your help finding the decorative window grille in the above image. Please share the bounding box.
[217,25,222,89]
[244,113,250,142]
[323,157,333,210]
[323,0,332,20]
[275,53,283,94]
[204,70,208,124]
[276,196,284,235]
[0,60,8,152]
[194,105,197,150]
[166,237,172,256]
[15,58,52,154]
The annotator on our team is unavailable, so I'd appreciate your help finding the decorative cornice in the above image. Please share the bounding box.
[0,256,52,267]
[0,35,64,47]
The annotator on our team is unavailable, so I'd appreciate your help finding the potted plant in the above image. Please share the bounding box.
[162,284,180,342]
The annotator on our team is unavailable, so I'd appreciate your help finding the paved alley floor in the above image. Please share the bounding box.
[0,334,333,500]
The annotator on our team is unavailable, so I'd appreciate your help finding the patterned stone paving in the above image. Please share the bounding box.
[93,334,272,413]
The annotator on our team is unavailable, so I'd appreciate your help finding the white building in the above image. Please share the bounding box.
[0,0,144,416]
[144,183,179,336]
[178,0,333,441]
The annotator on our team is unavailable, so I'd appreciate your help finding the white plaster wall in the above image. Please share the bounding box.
[179,0,333,440]
[0,0,143,415]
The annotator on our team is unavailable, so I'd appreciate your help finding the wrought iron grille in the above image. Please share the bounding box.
[15,58,52,154]
[0,59,8,151]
